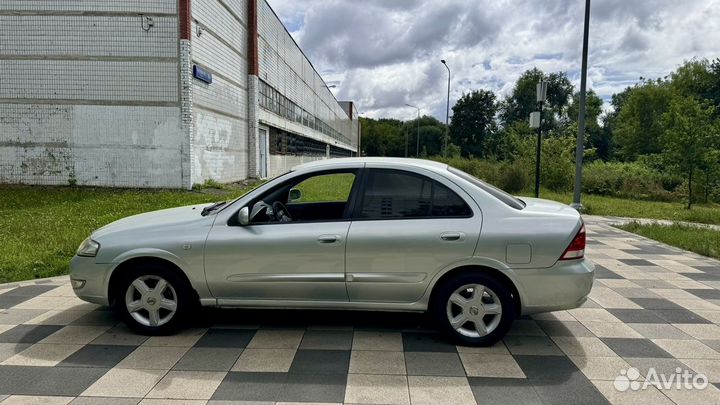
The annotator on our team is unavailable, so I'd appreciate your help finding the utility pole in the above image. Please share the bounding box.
[404,126,408,157]
[532,81,548,198]
[441,60,451,157]
[406,104,420,157]
[572,0,591,210]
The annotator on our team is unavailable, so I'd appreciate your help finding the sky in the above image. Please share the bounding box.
[266,0,720,121]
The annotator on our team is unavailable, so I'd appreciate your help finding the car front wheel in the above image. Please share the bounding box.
[433,273,515,346]
[115,264,191,335]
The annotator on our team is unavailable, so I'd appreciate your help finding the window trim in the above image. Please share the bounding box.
[351,168,474,221]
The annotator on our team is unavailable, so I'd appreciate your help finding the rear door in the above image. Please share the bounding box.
[345,167,482,303]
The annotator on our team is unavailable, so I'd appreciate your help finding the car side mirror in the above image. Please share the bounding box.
[288,188,302,202]
[237,206,250,226]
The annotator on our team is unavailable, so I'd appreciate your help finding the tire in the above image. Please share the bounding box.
[432,272,516,346]
[114,263,193,335]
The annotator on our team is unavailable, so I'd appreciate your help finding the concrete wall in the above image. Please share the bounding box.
[190,0,250,184]
[257,0,357,153]
[268,154,326,178]
[0,0,184,187]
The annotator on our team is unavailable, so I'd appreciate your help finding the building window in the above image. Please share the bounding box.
[258,80,351,145]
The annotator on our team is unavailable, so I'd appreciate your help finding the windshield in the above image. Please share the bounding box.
[448,167,526,210]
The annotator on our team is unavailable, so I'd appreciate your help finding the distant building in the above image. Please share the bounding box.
[0,0,359,188]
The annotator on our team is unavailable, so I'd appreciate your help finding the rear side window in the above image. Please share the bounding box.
[357,169,472,219]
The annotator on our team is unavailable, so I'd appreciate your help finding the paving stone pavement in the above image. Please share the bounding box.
[1,217,720,404]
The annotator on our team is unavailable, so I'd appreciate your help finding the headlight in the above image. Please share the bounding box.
[77,237,100,257]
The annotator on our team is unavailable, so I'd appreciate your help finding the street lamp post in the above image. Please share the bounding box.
[441,60,451,157]
[533,81,548,198]
[404,127,408,157]
[406,103,420,157]
[572,0,591,210]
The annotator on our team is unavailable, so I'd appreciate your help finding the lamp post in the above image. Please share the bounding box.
[441,60,451,157]
[533,81,548,198]
[572,0,591,210]
[406,103,420,157]
[404,126,408,157]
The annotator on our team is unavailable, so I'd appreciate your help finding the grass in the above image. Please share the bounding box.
[0,184,255,284]
[522,190,720,225]
[616,222,720,260]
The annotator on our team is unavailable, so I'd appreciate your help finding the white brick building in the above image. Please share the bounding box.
[0,0,359,188]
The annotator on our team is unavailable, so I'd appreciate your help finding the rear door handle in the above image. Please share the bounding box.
[317,234,339,243]
[440,232,464,241]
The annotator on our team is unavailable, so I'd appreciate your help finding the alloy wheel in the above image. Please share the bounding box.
[446,283,502,337]
[124,275,178,327]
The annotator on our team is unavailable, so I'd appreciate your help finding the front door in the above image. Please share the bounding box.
[345,168,482,303]
[258,128,268,178]
[204,169,360,302]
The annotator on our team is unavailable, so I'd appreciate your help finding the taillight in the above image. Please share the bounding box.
[560,225,585,260]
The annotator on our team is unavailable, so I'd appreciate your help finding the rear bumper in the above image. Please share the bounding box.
[516,258,594,315]
[69,255,111,306]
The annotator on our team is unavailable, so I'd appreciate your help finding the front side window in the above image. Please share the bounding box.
[357,169,472,219]
[290,173,356,203]
[249,171,357,224]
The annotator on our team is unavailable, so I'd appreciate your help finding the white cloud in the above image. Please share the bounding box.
[268,0,720,120]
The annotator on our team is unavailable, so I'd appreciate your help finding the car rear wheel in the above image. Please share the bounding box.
[433,273,515,346]
[115,264,192,335]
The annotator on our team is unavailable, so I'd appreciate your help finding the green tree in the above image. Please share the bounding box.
[500,68,574,131]
[567,90,609,159]
[661,96,719,209]
[670,59,720,108]
[360,118,404,157]
[599,87,634,161]
[403,116,447,157]
[614,80,673,160]
[449,90,499,157]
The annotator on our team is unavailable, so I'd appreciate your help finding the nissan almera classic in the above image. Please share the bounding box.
[71,157,594,346]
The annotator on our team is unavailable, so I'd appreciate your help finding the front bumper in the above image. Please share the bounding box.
[70,255,111,306]
[516,258,595,315]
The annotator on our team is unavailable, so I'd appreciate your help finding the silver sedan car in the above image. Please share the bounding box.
[71,158,593,346]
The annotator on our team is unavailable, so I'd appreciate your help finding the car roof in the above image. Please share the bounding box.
[292,157,449,172]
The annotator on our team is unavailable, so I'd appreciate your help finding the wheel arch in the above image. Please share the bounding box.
[427,264,522,317]
[107,256,199,308]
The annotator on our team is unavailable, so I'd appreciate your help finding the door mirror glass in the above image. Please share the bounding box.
[288,188,302,202]
[237,206,250,226]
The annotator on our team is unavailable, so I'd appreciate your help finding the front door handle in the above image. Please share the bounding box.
[440,232,464,241]
[317,234,339,243]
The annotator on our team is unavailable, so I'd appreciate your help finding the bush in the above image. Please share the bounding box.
[582,161,677,201]
[434,153,715,204]
[434,156,502,185]
[498,163,529,193]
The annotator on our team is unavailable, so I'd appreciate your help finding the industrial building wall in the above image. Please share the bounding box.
[190,0,250,184]
[339,101,360,151]
[0,0,184,188]
[256,0,358,153]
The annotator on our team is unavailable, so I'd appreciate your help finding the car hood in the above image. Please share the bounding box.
[92,203,212,238]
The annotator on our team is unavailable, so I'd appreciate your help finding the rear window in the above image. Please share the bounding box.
[448,167,526,210]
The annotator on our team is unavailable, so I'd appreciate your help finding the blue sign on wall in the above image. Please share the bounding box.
[193,65,213,84]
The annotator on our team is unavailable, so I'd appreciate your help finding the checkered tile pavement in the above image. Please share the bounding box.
[1,217,720,405]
